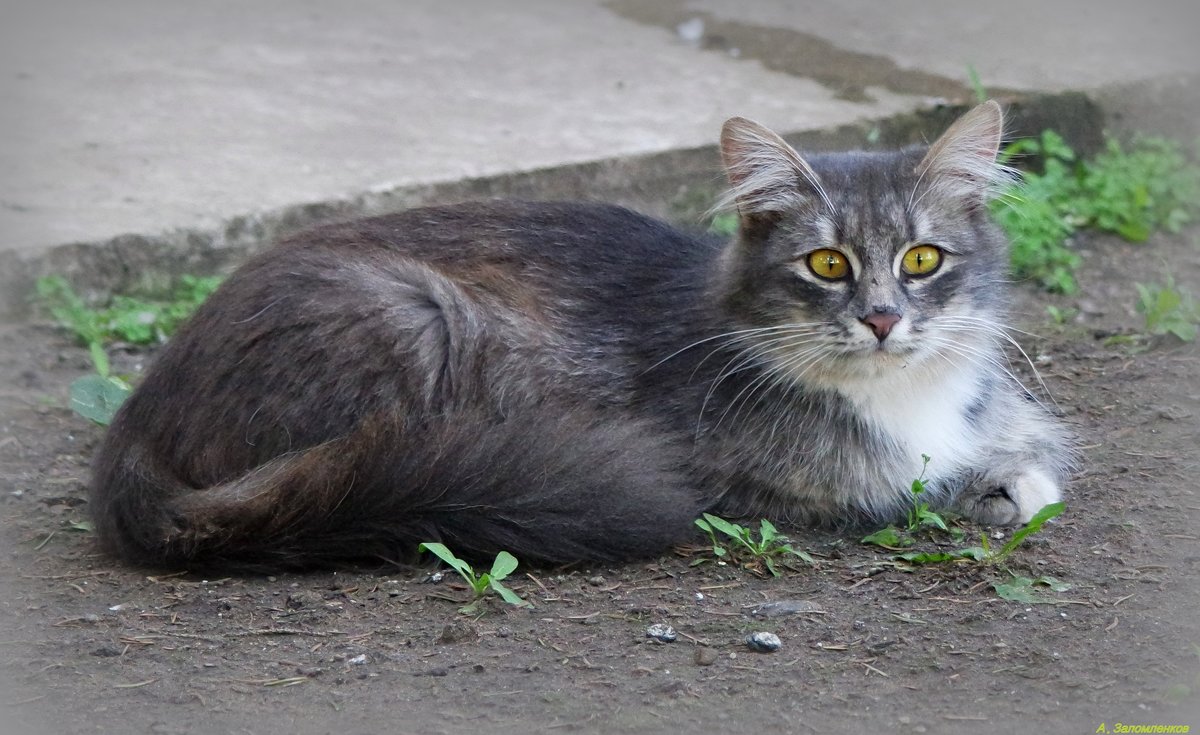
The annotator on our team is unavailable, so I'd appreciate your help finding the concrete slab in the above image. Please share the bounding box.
[0,0,920,256]
[0,0,1197,315]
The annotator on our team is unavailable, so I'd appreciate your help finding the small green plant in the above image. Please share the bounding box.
[992,573,1071,604]
[36,274,222,347]
[1136,274,1198,342]
[956,501,1066,564]
[694,513,814,576]
[864,485,1066,570]
[708,212,739,237]
[992,130,1083,293]
[418,542,529,613]
[992,130,1200,293]
[1044,304,1078,325]
[904,454,955,534]
[965,64,988,104]
[862,455,963,549]
[35,274,222,425]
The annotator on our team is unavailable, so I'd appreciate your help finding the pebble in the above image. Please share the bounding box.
[745,631,782,653]
[646,623,678,643]
[438,620,478,644]
[693,647,717,666]
[586,575,606,586]
[347,654,368,665]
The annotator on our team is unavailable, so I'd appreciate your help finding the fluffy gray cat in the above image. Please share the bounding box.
[90,101,1071,570]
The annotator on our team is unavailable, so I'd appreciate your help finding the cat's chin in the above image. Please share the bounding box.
[786,345,928,387]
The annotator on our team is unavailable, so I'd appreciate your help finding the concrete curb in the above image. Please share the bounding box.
[1,91,1105,321]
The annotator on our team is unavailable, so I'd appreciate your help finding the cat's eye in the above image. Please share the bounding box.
[807,249,850,281]
[901,245,942,277]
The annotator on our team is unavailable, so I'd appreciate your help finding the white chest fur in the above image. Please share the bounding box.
[840,359,985,481]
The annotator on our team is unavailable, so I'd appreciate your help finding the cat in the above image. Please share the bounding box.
[89,101,1072,570]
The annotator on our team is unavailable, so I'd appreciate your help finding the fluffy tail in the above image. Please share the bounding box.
[90,407,703,571]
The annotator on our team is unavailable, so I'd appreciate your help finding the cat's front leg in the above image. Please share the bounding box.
[952,466,1061,525]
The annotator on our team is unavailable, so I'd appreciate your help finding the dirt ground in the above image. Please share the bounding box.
[1,220,1198,735]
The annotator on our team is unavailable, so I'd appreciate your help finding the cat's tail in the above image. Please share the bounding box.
[89,407,703,571]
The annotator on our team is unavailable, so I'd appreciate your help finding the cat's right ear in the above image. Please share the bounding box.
[716,117,833,224]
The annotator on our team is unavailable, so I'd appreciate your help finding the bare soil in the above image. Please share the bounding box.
[1,227,1198,735]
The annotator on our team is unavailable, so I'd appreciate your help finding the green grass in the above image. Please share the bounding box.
[866,501,1065,567]
[36,274,222,347]
[965,64,988,104]
[418,542,530,614]
[1136,273,1199,342]
[694,513,815,577]
[861,455,965,549]
[35,274,222,425]
[861,454,1067,575]
[992,130,1200,294]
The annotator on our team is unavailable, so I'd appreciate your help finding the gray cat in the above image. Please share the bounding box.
[90,101,1071,570]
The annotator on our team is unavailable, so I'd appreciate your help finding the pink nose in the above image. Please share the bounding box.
[861,312,901,341]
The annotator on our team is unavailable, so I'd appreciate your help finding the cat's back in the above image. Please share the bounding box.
[112,201,713,479]
[277,200,712,283]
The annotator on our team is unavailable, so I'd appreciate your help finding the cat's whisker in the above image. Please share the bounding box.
[930,314,1044,340]
[697,336,828,434]
[923,335,1049,411]
[696,328,826,392]
[714,344,831,434]
[643,323,825,374]
[926,317,1056,405]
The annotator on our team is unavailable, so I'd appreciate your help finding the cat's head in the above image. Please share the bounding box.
[714,102,1013,384]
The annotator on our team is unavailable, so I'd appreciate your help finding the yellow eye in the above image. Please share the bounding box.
[901,245,942,277]
[807,249,850,280]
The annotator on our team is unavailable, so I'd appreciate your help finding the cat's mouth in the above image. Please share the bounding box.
[854,340,924,365]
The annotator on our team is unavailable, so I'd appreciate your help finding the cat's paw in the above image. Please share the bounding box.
[955,468,1061,525]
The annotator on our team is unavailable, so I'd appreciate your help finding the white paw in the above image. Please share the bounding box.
[1011,469,1061,523]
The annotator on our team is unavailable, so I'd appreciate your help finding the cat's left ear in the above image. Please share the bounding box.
[717,117,832,220]
[916,100,1007,205]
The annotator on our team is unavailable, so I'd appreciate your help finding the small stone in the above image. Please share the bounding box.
[438,620,479,644]
[646,624,678,643]
[746,631,782,653]
[285,590,321,610]
[496,626,512,638]
[347,654,368,665]
[424,571,445,584]
[694,592,704,602]
[693,648,717,666]
[586,575,605,586]
[91,645,122,657]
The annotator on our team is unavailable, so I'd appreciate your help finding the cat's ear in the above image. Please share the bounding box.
[717,117,832,220]
[915,100,1009,204]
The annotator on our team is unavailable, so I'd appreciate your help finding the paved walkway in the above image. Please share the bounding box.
[0,1,1195,278]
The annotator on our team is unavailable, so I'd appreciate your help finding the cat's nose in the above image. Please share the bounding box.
[861,311,901,341]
